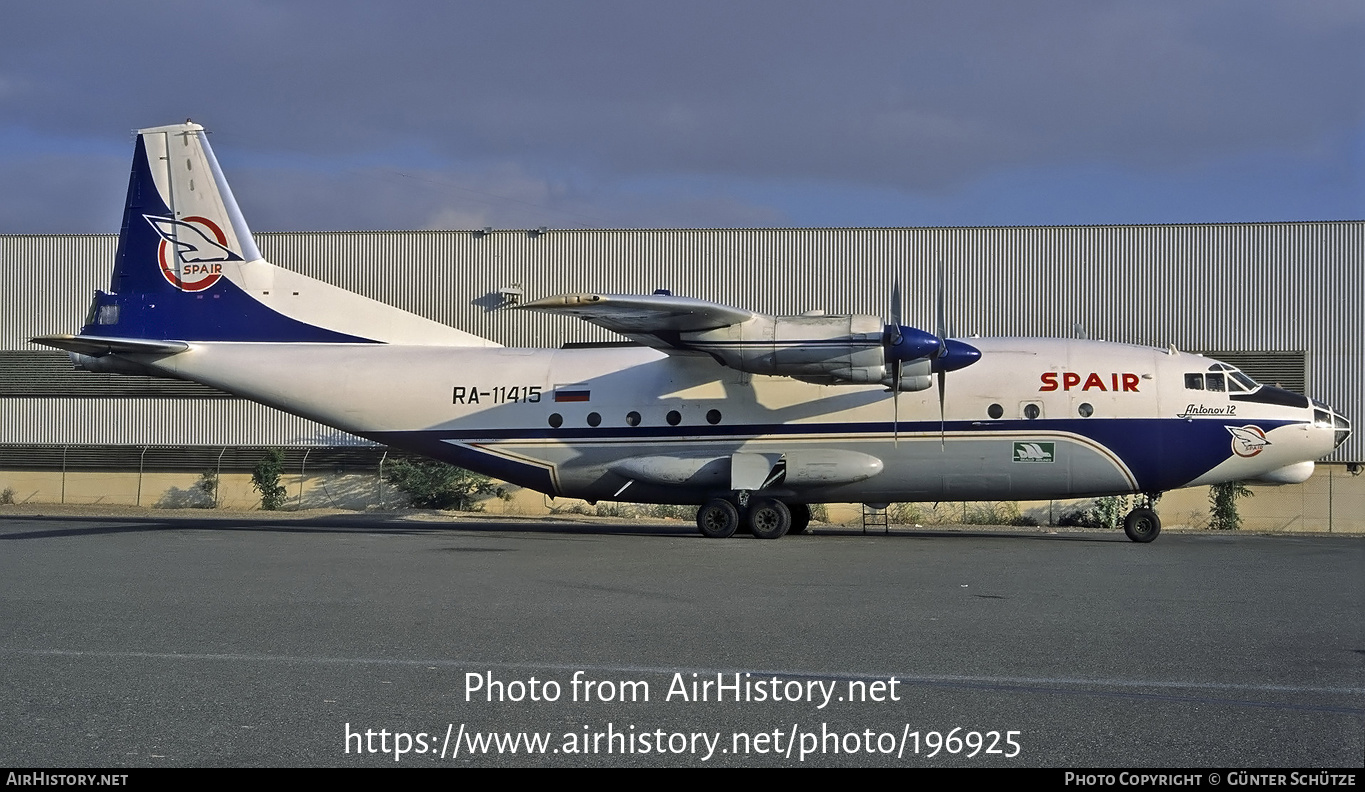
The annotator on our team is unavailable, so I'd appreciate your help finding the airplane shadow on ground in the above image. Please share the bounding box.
[0,512,1126,543]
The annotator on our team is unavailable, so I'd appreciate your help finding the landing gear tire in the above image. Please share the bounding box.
[749,498,792,540]
[787,503,812,535]
[1123,508,1161,543]
[697,498,740,539]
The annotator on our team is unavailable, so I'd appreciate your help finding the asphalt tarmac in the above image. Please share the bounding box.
[1,510,1361,768]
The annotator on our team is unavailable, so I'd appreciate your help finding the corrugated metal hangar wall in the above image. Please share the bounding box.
[1,221,1360,466]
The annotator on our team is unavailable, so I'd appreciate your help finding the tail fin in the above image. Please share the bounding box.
[78,121,494,346]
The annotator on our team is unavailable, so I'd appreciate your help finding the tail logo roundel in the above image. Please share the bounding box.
[143,214,243,292]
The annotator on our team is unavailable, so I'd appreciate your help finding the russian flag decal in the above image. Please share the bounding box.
[554,386,591,403]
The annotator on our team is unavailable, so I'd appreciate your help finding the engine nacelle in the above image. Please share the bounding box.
[680,315,933,390]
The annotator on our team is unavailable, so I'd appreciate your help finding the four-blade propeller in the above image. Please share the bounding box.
[882,265,981,445]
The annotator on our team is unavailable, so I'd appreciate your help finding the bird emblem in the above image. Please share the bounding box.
[1226,425,1270,457]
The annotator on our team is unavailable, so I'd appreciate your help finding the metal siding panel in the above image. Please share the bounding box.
[3,222,1361,460]
[0,397,371,446]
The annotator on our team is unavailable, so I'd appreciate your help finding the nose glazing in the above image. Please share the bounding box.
[1312,399,1351,450]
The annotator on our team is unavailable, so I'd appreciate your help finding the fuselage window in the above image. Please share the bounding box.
[987,403,1003,419]
[706,409,722,425]
[626,411,641,427]
[1023,403,1041,420]
[666,410,682,426]
[1078,402,1094,417]
[548,413,563,428]
[587,412,601,427]
[1185,373,1204,390]
[1206,373,1226,392]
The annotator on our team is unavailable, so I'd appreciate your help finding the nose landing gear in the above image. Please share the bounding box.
[1122,508,1161,543]
[1122,493,1164,543]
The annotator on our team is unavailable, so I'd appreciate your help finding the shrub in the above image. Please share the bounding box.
[383,458,503,511]
[1059,496,1129,529]
[645,503,699,520]
[195,470,219,508]
[595,501,637,518]
[964,501,1023,526]
[1092,495,1130,529]
[251,449,288,511]
[0,487,14,505]
[548,500,595,516]
[1208,482,1253,530]
[1056,508,1091,528]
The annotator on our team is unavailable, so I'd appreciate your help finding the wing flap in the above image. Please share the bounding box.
[520,293,756,350]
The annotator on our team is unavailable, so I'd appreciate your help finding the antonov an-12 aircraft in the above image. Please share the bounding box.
[34,122,1352,541]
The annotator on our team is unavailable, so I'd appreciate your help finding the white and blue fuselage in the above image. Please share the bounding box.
[34,122,1350,539]
[129,336,1341,505]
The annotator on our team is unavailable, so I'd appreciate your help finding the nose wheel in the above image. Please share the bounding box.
[1123,507,1161,543]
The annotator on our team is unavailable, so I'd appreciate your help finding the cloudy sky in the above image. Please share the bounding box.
[1,1,1361,233]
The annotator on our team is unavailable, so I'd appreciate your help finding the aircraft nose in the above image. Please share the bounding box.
[1333,412,1351,450]
[1317,399,1352,449]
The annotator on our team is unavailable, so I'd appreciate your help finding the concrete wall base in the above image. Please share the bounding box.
[1,465,1361,533]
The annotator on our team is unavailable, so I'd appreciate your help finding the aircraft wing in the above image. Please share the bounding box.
[521,292,982,390]
[519,293,757,350]
[30,334,189,356]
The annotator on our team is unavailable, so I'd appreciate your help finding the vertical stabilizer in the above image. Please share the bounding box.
[87,121,496,346]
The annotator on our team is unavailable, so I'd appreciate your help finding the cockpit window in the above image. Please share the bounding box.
[1206,373,1226,392]
[1185,373,1204,390]
[1231,371,1259,391]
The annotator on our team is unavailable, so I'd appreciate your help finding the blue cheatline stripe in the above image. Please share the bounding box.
[367,417,1301,494]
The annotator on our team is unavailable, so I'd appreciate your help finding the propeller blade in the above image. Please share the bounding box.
[891,276,904,330]
[935,260,947,340]
[893,381,900,447]
[889,271,905,448]
[938,369,946,449]
[936,260,947,448]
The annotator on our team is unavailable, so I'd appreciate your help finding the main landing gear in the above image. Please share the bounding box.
[1122,494,1164,543]
[697,498,740,538]
[696,497,811,540]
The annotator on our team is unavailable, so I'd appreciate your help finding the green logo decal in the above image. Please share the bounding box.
[1013,441,1055,463]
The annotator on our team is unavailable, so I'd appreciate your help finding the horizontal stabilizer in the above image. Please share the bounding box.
[31,334,189,357]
